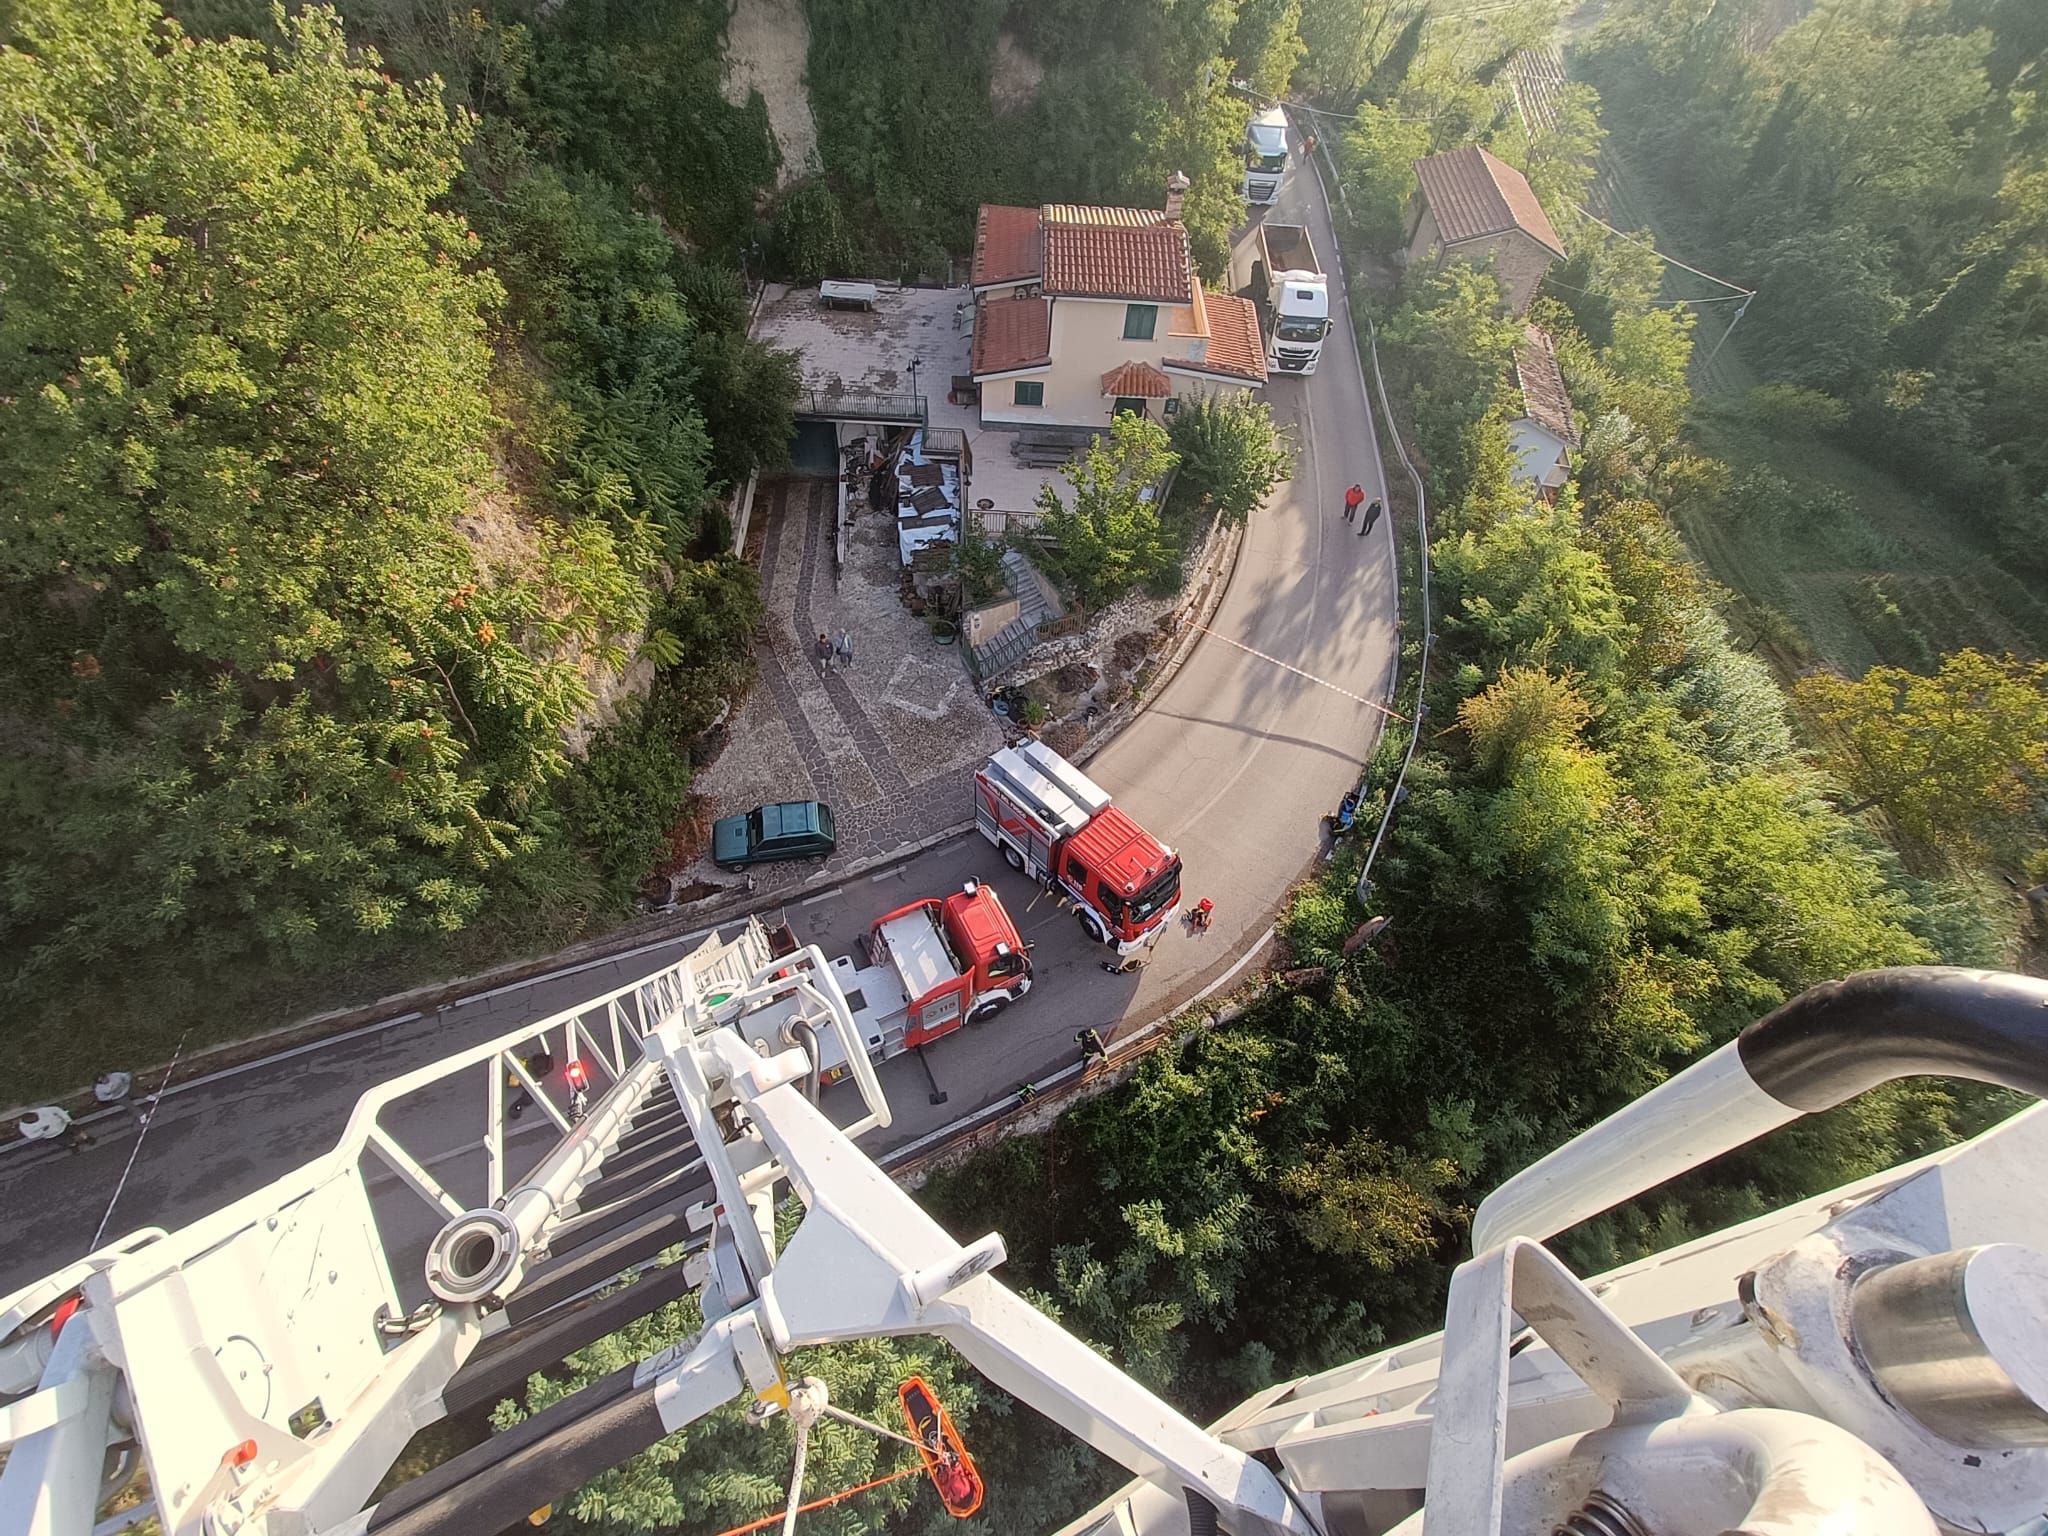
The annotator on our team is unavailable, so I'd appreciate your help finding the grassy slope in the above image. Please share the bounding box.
[1586,122,2048,679]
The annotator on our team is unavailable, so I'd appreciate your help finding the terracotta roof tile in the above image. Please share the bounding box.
[1042,206,1192,303]
[1414,146,1565,258]
[1165,293,1267,384]
[970,295,1052,376]
[1100,360,1173,398]
[972,205,1043,287]
[1513,324,1579,447]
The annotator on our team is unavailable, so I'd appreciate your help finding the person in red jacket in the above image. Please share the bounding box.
[1342,483,1364,523]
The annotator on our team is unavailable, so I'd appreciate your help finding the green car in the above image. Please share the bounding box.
[713,800,837,870]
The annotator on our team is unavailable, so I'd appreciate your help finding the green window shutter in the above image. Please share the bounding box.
[1123,304,1158,340]
[1013,380,1044,406]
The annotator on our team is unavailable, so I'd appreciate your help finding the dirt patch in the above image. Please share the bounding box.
[723,0,820,183]
[990,31,1044,116]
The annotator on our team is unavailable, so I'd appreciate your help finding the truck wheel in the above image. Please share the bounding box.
[1001,843,1024,872]
[1078,911,1108,945]
[969,994,1011,1023]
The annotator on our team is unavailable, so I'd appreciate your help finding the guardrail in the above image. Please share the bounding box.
[794,389,926,425]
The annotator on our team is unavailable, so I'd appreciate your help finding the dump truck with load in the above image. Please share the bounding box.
[1250,221,1331,375]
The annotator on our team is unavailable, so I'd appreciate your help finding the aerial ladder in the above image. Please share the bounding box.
[3,958,2047,1536]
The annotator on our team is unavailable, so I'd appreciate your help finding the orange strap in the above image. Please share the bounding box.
[710,1463,923,1536]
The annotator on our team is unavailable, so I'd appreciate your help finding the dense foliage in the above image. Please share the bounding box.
[1030,416,1182,609]
[1167,394,1296,524]
[1580,0,2048,569]
[0,0,793,1094]
[799,0,1295,280]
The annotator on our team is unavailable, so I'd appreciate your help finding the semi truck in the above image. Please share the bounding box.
[974,740,1182,954]
[1250,221,1331,375]
[691,879,1033,1085]
[1242,104,1289,204]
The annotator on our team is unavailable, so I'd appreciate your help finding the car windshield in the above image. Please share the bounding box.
[746,809,764,842]
[819,804,835,839]
[1127,864,1182,923]
[1276,318,1327,342]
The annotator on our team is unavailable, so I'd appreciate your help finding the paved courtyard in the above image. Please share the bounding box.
[752,282,1066,523]
[691,474,1002,894]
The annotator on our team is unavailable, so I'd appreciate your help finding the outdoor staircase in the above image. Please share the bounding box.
[970,550,1063,679]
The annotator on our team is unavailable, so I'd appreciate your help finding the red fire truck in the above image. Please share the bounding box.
[809,879,1032,1076]
[973,741,1182,954]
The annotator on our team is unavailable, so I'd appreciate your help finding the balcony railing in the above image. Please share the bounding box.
[794,388,927,425]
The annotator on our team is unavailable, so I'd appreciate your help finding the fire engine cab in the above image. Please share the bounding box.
[825,880,1031,1069]
[706,881,1032,1084]
[974,741,1182,954]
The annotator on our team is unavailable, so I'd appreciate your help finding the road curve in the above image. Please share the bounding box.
[0,127,1397,1291]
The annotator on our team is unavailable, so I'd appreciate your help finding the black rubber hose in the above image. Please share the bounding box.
[1737,966,2048,1112]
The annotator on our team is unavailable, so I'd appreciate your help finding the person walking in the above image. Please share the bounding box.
[19,1105,92,1153]
[835,630,854,671]
[95,1069,146,1126]
[1342,483,1364,523]
[1359,497,1383,537]
[814,632,832,678]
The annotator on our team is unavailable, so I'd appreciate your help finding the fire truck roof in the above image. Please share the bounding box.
[943,881,1024,960]
[980,742,1110,837]
[1065,805,1172,894]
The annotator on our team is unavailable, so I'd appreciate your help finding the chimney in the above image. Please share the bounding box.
[1165,171,1191,223]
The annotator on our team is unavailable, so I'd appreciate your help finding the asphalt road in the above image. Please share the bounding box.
[0,136,1394,1297]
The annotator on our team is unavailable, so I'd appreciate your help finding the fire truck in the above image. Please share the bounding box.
[702,879,1032,1084]
[974,740,1182,954]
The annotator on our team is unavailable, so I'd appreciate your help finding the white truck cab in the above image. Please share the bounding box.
[1243,105,1288,204]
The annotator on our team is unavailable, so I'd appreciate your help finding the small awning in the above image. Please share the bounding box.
[1100,360,1172,398]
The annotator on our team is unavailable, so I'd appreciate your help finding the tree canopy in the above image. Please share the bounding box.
[1796,649,2048,853]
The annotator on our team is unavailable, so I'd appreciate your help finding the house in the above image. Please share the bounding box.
[1507,324,1579,497]
[1404,145,1565,314]
[968,174,1267,429]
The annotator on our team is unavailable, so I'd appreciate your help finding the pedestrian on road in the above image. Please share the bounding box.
[1360,498,1383,537]
[1342,483,1364,523]
[815,632,832,677]
[835,630,854,670]
[95,1070,146,1126]
[19,1105,92,1153]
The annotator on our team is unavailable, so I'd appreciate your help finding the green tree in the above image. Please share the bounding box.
[1168,395,1296,524]
[1338,102,1435,251]
[1794,649,2048,852]
[1280,1133,1462,1267]
[1033,415,1181,608]
[1228,0,1306,99]
[0,0,641,979]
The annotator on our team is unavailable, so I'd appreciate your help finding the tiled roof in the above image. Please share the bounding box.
[1100,360,1173,398]
[1166,293,1267,384]
[1042,206,1192,303]
[1513,324,1579,447]
[1413,146,1566,258]
[971,295,1052,376]
[972,205,1043,287]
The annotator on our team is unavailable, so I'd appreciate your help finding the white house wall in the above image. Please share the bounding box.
[1507,418,1571,490]
[980,296,1193,428]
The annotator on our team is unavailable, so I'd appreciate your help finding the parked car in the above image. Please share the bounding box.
[713,800,837,870]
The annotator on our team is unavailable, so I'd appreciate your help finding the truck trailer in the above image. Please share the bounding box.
[1250,221,1331,375]
[974,740,1181,954]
